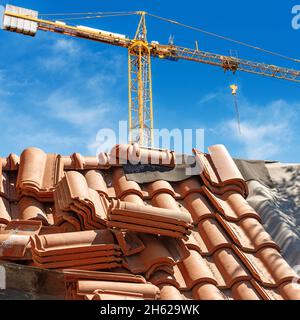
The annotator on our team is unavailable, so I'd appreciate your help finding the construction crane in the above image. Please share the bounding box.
[2,4,300,147]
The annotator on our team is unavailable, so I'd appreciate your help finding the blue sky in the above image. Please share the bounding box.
[0,0,300,161]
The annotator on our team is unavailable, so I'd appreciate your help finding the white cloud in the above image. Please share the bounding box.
[0,36,126,156]
[198,92,219,105]
[220,99,298,160]
[52,38,80,55]
[45,90,109,127]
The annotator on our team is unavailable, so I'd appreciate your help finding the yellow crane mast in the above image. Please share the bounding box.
[2,5,300,147]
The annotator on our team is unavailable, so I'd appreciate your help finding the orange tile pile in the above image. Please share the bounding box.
[1,143,300,300]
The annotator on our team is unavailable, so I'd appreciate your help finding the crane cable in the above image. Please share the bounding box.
[47,13,137,22]
[230,84,241,134]
[146,12,300,64]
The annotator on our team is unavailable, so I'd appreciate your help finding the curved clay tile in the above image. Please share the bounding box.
[109,199,192,226]
[18,196,49,225]
[84,170,108,197]
[17,147,59,201]
[233,246,279,286]
[0,233,31,259]
[203,187,260,222]
[192,283,226,300]
[225,192,260,220]
[71,153,85,170]
[183,229,208,255]
[152,193,180,210]
[136,145,174,166]
[145,264,174,280]
[65,171,90,200]
[123,234,184,274]
[177,249,219,290]
[98,152,110,167]
[87,290,145,300]
[149,270,178,288]
[0,196,11,224]
[1,153,19,171]
[32,255,122,269]
[0,172,9,199]
[216,214,279,253]
[121,194,145,205]
[257,247,300,286]
[208,144,244,184]
[176,177,202,198]
[109,144,138,165]
[17,147,47,190]
[112,167,143,198]
[197,218,231,255]
[231,281,262,300]
[280,282,300,300]
[238,217,279,252]
[84,157,100,169]
[60,156,73,169]
[31,229,117,256]
[147,180,176,198]
[159,284,184,300]
[184,193,215,224]
[193,150,219,183]
[213,248,250,288]
[194,145,248,196]
[76,280,160,300]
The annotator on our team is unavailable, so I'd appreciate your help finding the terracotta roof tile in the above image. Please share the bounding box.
[194,146,248,197]
[197,218,232,255]
[216,215,280,252]
[192,283,227,300]
[5,220,42,235]
[84,170,109,197]
[74,279,160,300]
[177,250,219,289]
[213,248,251,287]
[231,280,262,300]
[159,284,185,300]
[0,196,11,224]
[234,246,299,287]
[109,144,175,167]
[0,232,31,259]
[108,199,191,239]
[123,234,189,277]
[113,230,145,256]
[113,167,144,198]
[17,147,62,201]
[203,187,260,221]
[183,192,215,225]
[0,143,299,299]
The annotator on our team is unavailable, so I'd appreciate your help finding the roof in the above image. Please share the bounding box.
[1,143,300,300]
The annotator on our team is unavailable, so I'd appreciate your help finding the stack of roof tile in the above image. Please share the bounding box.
[108,143,175,166]
[16,147,63,201]
[0,220,42,260]
[30,229,122,270]
[53,171,107,230]
[123,234,189,279]
[1,144,300,300]
[107,199,192,239]
[194,145,248,197]
[64,269,160,300]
